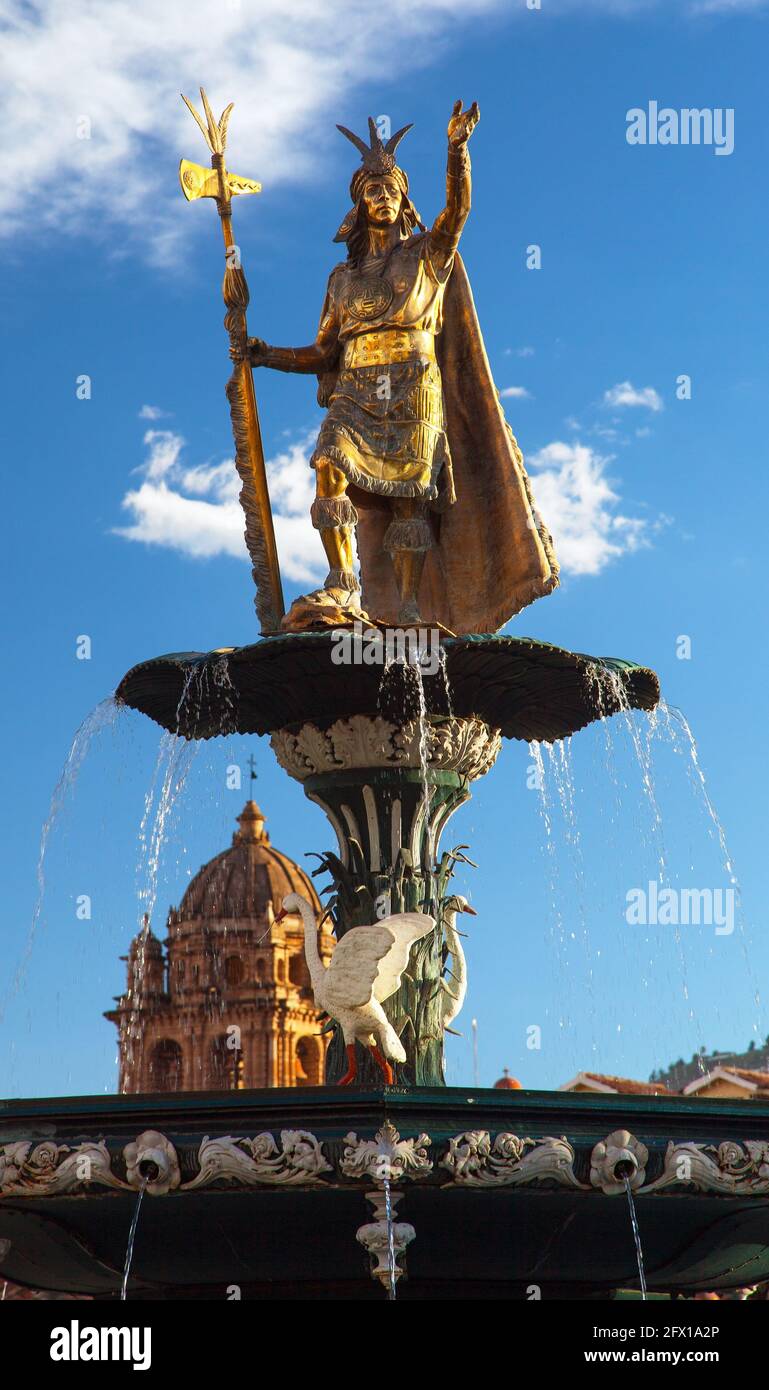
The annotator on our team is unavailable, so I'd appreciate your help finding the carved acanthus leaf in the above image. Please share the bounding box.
[272,715,501,781]
[329,715,402,768]
[182,1129,331,1190]
[0,1140,127,1197]
[640,1139,769,1196]
[441,1130,585,1189]
[341,1122,432,1184]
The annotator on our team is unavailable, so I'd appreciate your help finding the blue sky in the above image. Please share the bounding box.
[2,0,768,1097]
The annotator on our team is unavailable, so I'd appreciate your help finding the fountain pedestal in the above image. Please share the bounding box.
[272,713,500,1084]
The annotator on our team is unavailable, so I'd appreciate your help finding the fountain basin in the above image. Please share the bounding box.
[2,1086,767,1299]
[115,633,659,743]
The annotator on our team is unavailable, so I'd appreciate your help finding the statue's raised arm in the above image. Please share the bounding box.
[429,100,480,270]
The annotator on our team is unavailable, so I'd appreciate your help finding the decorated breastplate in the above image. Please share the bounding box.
[342,273,395,323]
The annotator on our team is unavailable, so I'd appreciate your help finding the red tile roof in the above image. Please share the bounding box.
[578,1072,671,1095]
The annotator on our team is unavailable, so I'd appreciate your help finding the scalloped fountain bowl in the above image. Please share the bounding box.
[2,1087,769,1300]
[114,632,660,742]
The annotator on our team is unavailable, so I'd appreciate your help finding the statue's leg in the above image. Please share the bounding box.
[383,499,433,626]
[312,457,359,597]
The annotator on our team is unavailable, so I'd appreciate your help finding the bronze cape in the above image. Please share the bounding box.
[321,247,559,635]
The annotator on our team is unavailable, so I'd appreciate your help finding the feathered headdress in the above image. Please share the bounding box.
[333,117,424,244]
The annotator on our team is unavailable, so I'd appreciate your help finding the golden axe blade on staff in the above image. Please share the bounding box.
[180,88,285,633]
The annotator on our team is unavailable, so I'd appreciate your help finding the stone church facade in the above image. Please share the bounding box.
[106,800,334,1092]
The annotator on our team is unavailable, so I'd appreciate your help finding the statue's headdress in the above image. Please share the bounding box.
[333,117,424,245]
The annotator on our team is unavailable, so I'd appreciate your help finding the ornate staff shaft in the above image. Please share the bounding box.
[180,89,285,633]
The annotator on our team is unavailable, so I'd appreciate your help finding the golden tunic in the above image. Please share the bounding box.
[312,233,455,500]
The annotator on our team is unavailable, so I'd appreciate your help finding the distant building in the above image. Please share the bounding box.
[494,1068,522,1090]
[559,1065,769,1100]
[106,800,334,1092]
[559,1072,671,1096]
[680,1067,769,1100]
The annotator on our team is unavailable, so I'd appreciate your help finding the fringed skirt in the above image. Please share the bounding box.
[311,359,449,501]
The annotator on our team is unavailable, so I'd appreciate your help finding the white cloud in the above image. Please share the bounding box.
[3,0,760,260]
[500,386,531,399]
[0,0,506,260]
[603,380,663,412]
[117,426,658,584]
[114,427,324,583]
[689,0,766,10]
[546,0,765,9]
[138,404,169,420]
[528,441,650,576]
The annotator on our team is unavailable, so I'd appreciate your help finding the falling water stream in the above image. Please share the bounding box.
[120,1178,147,1301]
[122,657,240,1090]
[657,699,761,1024]
[529,666,763,1080]
[437,643,453,716]
[411,656,433,870]
[1,696,122,1021]
[379,647,433,875]
[383,1177,397,1301]
[623,1177,647,1300]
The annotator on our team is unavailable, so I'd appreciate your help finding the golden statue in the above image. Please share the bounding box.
[182,91,559,636]
[239,101,559,634]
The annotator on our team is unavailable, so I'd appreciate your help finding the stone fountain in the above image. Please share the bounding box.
[2,93,765,1302]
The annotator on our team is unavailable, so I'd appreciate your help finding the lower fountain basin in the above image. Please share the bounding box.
[2,1087,767,1300]
[115,632,659,742]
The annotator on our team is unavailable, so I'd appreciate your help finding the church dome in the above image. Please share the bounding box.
[175,801,320,922]
[494,1068,522,1090]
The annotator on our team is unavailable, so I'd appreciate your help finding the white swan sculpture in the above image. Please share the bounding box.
[440,893,476,1031]
[274,892,435,1085]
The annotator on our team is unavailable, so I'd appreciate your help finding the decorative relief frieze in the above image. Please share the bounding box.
[182,1129,332,1189]
[441,1130,585,1188]
[0,1140,125,1196]
[641,1139,769,1197]
[4,1126,769,1199]
[271,715,501,783]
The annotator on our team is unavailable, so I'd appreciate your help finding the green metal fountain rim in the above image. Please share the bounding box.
[114,631,660,743]
[2,1083,768,1130]
[2,1086,769,1297]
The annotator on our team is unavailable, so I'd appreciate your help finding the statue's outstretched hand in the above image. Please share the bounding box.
[448,99,480,146]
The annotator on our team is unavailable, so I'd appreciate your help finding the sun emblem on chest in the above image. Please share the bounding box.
[343,274,395,322]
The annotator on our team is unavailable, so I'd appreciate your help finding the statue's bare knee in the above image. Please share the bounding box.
[315,457,348,499]
[311,456,358,592]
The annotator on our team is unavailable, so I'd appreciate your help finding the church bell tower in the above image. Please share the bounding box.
[106,800,334,1092]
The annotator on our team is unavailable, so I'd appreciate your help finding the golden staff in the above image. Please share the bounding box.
[180,88,285,633]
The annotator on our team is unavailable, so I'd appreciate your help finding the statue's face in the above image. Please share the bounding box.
[361,175,402,226]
